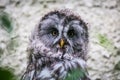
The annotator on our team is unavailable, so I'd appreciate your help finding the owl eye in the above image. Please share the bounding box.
[52,31,57,36]
[51,29,58,36]
[67,30,75,38]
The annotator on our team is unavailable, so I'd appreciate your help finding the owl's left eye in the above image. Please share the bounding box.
[67,30,75,38]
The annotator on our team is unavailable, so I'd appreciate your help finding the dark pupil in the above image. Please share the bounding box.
[52,30,58,36]
[68,30,75,37]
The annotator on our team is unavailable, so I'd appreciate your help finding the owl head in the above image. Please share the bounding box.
[30,9,88,60]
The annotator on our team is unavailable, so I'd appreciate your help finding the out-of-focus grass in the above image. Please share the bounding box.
[0,11,13,33]
[97,33,115,53]
[65,68,86,80]
[0,67,17,80]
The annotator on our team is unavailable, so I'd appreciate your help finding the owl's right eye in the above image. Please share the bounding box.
[50,28,58,36]
[51,30,58,36]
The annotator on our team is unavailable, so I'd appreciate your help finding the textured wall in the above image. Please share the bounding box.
[0,0,120,80]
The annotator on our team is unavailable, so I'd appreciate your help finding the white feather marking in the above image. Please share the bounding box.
[71,61,77,69]
[59,65,64,73]
[73,58,86,69]
[53,63,62,71]
[38,67,51,79]
[49,79,55,80]
[66,60,72,70]
[29,70,35,80]
[59,70,67,79]
[38,59,42,65]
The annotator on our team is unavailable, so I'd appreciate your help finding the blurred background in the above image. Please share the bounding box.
[0,0,120,80]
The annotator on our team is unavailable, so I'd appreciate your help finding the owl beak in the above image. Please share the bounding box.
[59,39,65,48]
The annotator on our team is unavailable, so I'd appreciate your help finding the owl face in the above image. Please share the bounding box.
[34,10,88,59]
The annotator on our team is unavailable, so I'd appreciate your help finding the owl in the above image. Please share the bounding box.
[21,9,90,80]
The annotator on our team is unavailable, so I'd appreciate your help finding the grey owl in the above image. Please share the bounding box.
[21,9,90,80]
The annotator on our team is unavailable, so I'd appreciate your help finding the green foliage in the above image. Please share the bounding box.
[0,11,13,33]
[97,33,115,52]
[0,67,17,80]
[65,68,86,80]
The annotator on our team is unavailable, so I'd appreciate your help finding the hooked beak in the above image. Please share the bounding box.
[59,38,65,48]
